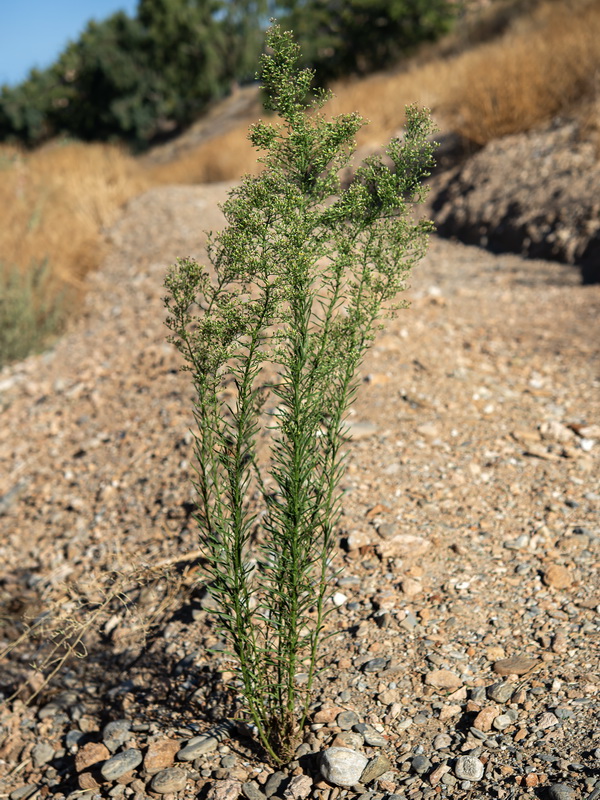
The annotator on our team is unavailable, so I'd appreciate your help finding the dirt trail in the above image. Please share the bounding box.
[1,183,599,800]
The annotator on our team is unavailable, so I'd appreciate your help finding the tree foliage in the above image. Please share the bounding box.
[0,0,456,150]
[0,2,237,150]
[281,0,459,82]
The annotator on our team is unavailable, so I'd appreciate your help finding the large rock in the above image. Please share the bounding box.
[430,119,600,283]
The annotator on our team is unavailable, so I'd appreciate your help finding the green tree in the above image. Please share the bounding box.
[138,0,228,122]
[281,0,459,81]
[0,2,235,149]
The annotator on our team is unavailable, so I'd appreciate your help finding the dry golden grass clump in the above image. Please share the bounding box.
[441,0,600,144]
[0,141,146,289]
[148,124,260,186]
[0,142,146,365]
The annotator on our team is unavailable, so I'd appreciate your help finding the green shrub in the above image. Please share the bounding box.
[164,25,435,763]
[0,260,67,368]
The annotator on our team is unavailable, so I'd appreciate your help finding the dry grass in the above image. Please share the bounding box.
[0,141,147,365]
[148,123,260,186]
[441,0,600,144]
[0,141,146,290]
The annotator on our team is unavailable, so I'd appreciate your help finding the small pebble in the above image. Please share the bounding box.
[361,754,393,784]
[547,784,577,800]
[424,669,462,690]
[492,655,540,676]
[537,711,559,729]
[75,741,111,773]
[264,771,286,798]
[283,774,313,800]
[363,658,389,673]
[31,742,55,768]
[242,781,267,800]
[454,756,484,781]
[100,749,143,781]
[102,719,132,753]
[320,747,369,787]
[493,711,517,730]
[151,768,187,794]
[333,732,364,750]
[432,733,452,750]
[9,787,37,800]
[411,755,432,775]
[470,687,487,704]
[337,710,360,730]
[354,724,387,747]
[65,730,85,750]
[486,682,514,703]
[178,735,219,760]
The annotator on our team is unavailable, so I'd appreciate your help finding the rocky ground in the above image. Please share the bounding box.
[429,117,600,284]
[1,182,599,800]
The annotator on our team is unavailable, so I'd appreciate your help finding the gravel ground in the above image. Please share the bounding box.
[1,183,599,800]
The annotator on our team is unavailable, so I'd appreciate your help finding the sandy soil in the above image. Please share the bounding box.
[0,183,599,800]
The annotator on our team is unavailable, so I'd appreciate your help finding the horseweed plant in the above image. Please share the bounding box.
[164,24,435,765]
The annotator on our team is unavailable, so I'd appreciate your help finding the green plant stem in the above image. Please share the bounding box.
[164,23,436,765]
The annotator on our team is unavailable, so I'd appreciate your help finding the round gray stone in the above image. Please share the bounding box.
[31,742,55,768]
[320,747,369,787]
[102,719,132,753]
[150,768,187,794]
[548,784,577,800]
[411,755,432,775]
[100,749,143,781]
[337,710,360,730]
[454,756,484,781]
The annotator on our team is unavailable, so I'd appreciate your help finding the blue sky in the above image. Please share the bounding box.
[0,1,139,87]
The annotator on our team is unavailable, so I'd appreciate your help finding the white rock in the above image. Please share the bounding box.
[332,592,348,607]
[454,755,484,781]
[319,747,369,787]
[346,530,373,550]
